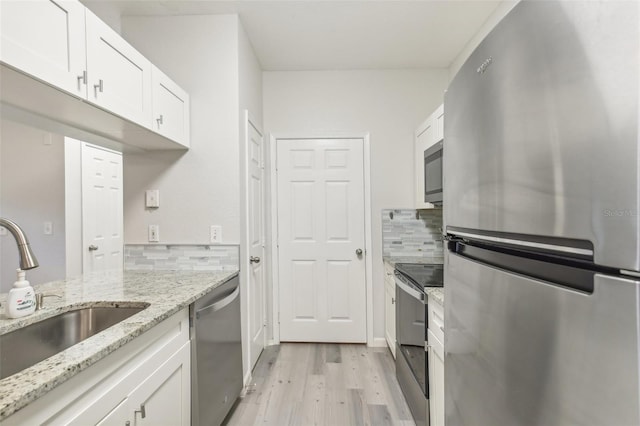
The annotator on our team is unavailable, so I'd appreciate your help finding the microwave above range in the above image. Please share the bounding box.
[424,140,443,206]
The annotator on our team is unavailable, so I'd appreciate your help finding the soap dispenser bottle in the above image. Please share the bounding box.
[6,269,36,318]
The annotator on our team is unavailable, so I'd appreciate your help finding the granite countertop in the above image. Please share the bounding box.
[426,287,444,306]
[0,269,238,420]
[382,256,444,267]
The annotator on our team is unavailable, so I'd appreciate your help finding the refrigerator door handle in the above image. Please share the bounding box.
[448,229,593,257]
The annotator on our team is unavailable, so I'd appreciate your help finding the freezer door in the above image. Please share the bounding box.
[445,250,640,426]
[444,0,640,271]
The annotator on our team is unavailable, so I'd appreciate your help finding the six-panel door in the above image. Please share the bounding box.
[277,138,367,342]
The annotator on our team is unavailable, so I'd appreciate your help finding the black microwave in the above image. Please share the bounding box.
[424,141,443,205]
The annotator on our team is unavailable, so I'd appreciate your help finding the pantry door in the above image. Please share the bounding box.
[82,143,123,273]
[247,115,266,370]
[276,138,367,342]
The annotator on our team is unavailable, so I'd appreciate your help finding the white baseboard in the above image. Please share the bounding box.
[369,337,389,348]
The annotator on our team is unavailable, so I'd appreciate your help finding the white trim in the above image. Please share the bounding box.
[269,134,281,344]
[363,134,374,347]
[269,133,374,346]
[242,370,253,389]
[371,337,389,348]
[450,230,594,257]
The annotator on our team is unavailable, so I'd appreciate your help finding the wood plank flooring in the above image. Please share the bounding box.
[223,343,415,426]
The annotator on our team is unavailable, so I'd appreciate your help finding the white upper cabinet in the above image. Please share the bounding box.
[85,10,153,128]
[415,104,444,209]
[152,66,190,147]
[0,0,87,98]
[0,0,189,150]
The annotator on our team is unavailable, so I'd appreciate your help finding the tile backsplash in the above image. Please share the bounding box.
[382,209,443,262]
[124,244,239,271]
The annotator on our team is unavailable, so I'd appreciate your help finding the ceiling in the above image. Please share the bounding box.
[83,0,505,71]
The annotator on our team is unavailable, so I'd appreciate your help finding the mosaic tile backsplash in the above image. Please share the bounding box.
[124,244,239,271]
[382,209,444,262]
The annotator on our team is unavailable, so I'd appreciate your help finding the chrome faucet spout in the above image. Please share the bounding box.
[0,217,39,270]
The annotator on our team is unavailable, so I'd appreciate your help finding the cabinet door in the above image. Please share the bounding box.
[96,398,132,426]
[85,9,152,127]
[151,66,190,147]
[0,0,87,98]
[384,280,396,358]
[433,104,444,143]
[428,329,445,426]
[130,341,190,426]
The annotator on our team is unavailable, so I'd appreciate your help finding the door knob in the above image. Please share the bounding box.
[88,245,98,251]
[250,256,261,264]
[356,248,363,256]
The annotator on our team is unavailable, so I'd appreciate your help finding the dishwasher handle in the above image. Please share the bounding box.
[196,285,240,319]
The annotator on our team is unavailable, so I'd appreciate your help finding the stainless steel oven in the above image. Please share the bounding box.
[395,263,444,426]
[395,270,429,426]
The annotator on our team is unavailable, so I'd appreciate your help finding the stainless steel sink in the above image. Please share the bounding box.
[0,305,148,380]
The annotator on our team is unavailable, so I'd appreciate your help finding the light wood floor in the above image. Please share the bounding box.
[223,343,415,426]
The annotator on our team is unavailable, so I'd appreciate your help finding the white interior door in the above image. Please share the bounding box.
[82,143,123,273]
[248,117,266,369]
[277,138,366,342]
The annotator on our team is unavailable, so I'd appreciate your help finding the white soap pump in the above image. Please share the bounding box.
[6,268,36,318]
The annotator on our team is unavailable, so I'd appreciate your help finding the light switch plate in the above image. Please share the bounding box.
[146,190,160,208]
[43,221,53,235]
[148,225,160,242]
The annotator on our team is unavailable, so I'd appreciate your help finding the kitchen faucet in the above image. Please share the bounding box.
[0,217,39,270]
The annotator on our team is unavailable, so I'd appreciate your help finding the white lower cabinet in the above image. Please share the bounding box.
[129,341,190,425]
[427,297,445,426]
[383,261,396,358]
[4,309,190,426]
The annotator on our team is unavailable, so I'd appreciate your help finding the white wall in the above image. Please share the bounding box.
[447,0,520,82]
[122,14,265,384]
[263,69,448,341]
[121,15,241,245]
[0,120,66,292]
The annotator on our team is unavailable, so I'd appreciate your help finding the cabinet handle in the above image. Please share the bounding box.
[77,70,87,87]
[94,79,103,95]
[391,297,395,304]
[157,115,164,126]
[135,404,146,418]
[88,245,98,251]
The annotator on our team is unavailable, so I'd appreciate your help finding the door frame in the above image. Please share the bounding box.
[269,133,374,346]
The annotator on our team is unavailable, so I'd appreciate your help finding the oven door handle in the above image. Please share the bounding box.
[395,278,425,302]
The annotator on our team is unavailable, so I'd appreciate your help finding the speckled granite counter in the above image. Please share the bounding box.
[382,256,444,267]
[0,269,238,420]
[426,287,444,306]
[383,256,445,306]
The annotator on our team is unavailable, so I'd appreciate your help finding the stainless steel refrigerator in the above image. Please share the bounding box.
[444,1,640,425]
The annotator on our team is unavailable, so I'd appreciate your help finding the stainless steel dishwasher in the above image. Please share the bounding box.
[190,273,242,426]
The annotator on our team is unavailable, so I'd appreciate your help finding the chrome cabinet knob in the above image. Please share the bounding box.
[250,256,261,264]
[356,248,363,256]
[88,245,98,251]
